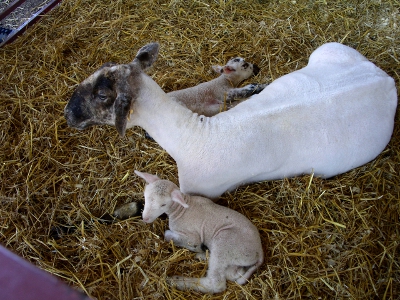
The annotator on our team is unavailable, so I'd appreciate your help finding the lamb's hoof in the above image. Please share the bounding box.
[250,83,268,94]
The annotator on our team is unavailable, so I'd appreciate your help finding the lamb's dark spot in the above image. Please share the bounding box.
[200,117,204,122]
[253,64,260,75]
[242,62,249,69]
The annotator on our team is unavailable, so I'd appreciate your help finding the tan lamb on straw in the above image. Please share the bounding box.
[135,170,264,294]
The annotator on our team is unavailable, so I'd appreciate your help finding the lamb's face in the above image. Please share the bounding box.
[223,57,260,81]
[142,181,173,223]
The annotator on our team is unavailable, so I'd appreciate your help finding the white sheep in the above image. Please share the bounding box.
[167,57,266,117]
[135,170,264,294]
[64,42,398,199]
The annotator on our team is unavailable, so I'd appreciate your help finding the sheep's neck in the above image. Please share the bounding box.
[130,74,208,160]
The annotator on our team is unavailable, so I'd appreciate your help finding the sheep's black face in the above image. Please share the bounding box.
[64,63,119,130]
[64,42,160,137]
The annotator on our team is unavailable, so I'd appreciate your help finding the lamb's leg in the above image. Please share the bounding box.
[231,253,264,285]
[168,253,227,294]
[226,83,268,102]
[164,230,205,254]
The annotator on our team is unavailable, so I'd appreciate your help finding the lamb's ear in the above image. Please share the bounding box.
[132,43,160,70]
[134,170,160,184]
[212,65,223,74]
[115,93,132,137]
[171,190,189,208]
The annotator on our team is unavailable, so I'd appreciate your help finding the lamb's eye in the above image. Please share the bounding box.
[232,58,240,62]
[161,204,166,207]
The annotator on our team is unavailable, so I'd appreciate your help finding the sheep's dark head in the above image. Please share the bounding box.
[64,42,160,137]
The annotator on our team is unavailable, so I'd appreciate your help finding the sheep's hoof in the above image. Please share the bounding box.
[113,202,143,220]
[195,252,207,261]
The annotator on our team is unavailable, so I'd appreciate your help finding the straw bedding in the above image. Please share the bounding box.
[1,0,399,299]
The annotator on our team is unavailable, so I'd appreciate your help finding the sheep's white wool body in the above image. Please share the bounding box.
[153,43,397,198]
[65,42,397,199]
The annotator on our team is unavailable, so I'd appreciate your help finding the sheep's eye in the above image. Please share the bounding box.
[96,90,110,101]
[98,94,108,101]
[232,58,240,62]
[161,204,166,207]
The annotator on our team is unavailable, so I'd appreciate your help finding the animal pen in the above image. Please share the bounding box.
[0,0,399,299]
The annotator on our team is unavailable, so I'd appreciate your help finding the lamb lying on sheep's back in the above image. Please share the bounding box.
[64,42,398,199]
[135,170,264,294]
[168,57,266,116]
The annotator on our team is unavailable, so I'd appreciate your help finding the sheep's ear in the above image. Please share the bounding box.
[171,190,189,208]
[134,170,160,184]
[115,93,132,137]
[132,43,160,70]
[212,65,223,74]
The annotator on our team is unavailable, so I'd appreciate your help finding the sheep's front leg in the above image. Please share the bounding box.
[164,230,205,254]
[227,83,268,102]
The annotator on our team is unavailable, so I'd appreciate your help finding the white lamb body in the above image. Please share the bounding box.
[64,42,398,199]
[136,171,264,294]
